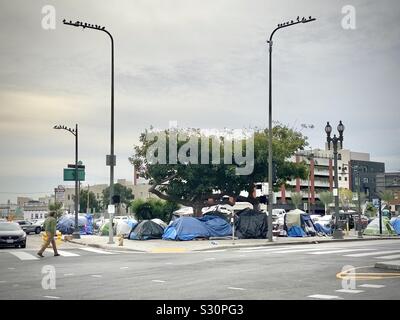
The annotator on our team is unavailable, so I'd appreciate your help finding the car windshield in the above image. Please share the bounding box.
[0,223,22,231]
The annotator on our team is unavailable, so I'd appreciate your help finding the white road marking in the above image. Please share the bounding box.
[120,267,129,269]
[240,246,294,252]
[152,280,166,283]
[239,246,292,251]
[228,287,246,291]
[359,284,385,289]
[165,262,173,265]
[57,250,80,257]
[7,268,15,270]
[79,247,115,255]
[308,249,374,255]
[204,258,216,261]
[375,254,400,260]
[336,289,364,294]
[308,294,342,300]
[63,273,74,276]
[269,248,340,254]
[91,275,102,278]
[43,296,60,299]
[345,250,400,257]
[9,251,39,260]
[201,250,226,253]
[0,281,7,283]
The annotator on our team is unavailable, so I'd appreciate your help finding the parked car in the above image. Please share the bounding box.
[0,222,26,248]
[16,220,42,234]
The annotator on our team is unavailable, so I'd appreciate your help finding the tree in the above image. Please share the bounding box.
[364,202,377,218]
[319,191,333,214]
[131,198,179,222]
[102,183,134,208]
[130,124,308,216]
[379,190,394,207]
[48,202,63,219]
[79,189,101,213]
[339,188,353,212]
[291,192,303,209]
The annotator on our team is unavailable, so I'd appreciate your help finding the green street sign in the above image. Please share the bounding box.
[63,168,85,181]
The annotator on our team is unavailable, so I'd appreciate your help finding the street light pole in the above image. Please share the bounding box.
[54,124,80,239]
[63,19,115,244]
[325,121,345,239]
[267,16,316,242]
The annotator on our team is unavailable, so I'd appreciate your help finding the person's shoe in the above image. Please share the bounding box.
[54,253,60,257]
[37,252,44,258]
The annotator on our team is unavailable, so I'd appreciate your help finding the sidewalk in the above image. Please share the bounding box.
[67,234,399,253]
[375,260,400,271]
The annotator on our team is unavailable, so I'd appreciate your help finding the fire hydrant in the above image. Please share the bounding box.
[118,234,124,246]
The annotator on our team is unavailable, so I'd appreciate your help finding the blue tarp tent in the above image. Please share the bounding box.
[314,223,332,235]
[390,217,400,235]
[128,220,164,240]
[287,226,306,237]
[56,214,88,235]
[163,217,211,241]
[284,209,318,237]
[198,215,232,237]
[84,214,94,235]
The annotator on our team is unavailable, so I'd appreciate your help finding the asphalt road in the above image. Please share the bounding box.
[0,235,399,300]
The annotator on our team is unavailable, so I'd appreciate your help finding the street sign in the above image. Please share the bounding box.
[68,163,85,169]
[54,187,65,202]
[63,168,85,181]
[108,205,115,214]
[372,198,380,208]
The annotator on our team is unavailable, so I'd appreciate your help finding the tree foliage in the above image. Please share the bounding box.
[48,201,63,219]
[130,124,308,215]
[131,198,179,222]
[319,191,333,213]
[102,183,134,208]
[339,188,354,211]
[79,189,101,213]
[291,192,303,209]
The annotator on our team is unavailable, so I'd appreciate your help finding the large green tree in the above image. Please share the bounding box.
[102,183,134,208]
[131,198,179,222]
[78,189,101,213]
[319,191,333,214]
[130,124,308,216]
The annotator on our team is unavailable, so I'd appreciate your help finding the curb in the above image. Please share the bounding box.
[66,236,399,253]
[375,261,400,271]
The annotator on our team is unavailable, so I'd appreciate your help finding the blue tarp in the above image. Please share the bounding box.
[390,217,400,235]
[163,217,211,241]
[84,214,94,235]
[314,223,332,235]
[287,226,306,237]
[198,215,232,237]
[56,214,88,235]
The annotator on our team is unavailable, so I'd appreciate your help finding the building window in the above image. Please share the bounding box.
[363,177,369,183]
[31,213,34,219]
[339,166,341,170]
[344,177,347,181]
[339,176,342,181]
[68,195,70,200]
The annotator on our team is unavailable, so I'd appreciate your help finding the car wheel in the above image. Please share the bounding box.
[20,243,26,248]
[35,227,41,234]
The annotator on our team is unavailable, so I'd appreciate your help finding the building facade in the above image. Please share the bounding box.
[376,172,400,212]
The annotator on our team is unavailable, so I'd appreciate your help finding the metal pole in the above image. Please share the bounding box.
[87,184,90,213]
[108,32,115,244]
[357,168,363,238]
[332,139,343,239]
[267,39,273,242]
[73,124,80,239]
[379,198,382,236]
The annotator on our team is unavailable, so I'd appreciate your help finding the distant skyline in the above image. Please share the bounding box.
[1,0,400,203]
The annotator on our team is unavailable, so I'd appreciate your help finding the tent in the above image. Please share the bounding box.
[151,218,167,229]
[202,210,231,223]
[198,215,232,237]
[364,217,396,236]
[234,208,268,239]
[129,220,164,240]
[56,214,89,235]
[390,217,400,235]
[163,217,211,241]
[116,219,137,238]
[284,209,318,237]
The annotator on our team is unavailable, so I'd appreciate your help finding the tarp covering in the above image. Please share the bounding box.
[151,218,167,228]
[116,220,137,238]
[56,214,89,235]
[129,220,164,240]
[163,217,211,241]
[198,215,232,237]
[234,209,268,239]
[390,217,400,235]
[363,217,396,236]
[287,226,306,237]
[314,223,332,235]
[284,210,318,237]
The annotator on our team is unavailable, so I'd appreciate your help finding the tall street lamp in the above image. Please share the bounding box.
[267,16,316,242]
[325,120,345,239]
[353,165,363,238]
[54,124,80,239]
[63,19,115,244]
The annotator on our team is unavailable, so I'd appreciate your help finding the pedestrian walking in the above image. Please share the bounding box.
[37,211,60,257]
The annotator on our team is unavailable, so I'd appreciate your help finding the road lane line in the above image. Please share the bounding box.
[359,284,385,288]
[9,251,39,260]
[308,249,374,255]
[308,294,342,300]
[57,250,80,257]
[345,250,400,257]
[269,248,341,254]
[204,258,216,261]
[91,275,102,278]
[336,289,364,294]
[200,250,226,253]
[63,273,74,276]
[43,296,60,299]
[120,267,129,269]
[78,247,115,255]
[152,280,166,283]
[228,287,246,291]
[374,254,400,260]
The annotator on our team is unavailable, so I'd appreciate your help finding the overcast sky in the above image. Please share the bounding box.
[1,0,399,203]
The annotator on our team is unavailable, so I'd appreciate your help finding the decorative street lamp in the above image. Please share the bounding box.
[63,19,115,244]
[266,16,316,242]
[325,120,345,239]
[54,124,80,239]
[352,165,363,238]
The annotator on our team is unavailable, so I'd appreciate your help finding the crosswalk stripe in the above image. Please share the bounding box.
[268,248,341,254]
[336,289,364,294]
[308,249,374,255]
[359,284,385,288]
[239,246,292,251]
[240,246,312,253]
[78,247,115,255]
[57,250,80,257]
[374,254,400,260]
[344,250,400,257]
[308,294,341,300]
[9,251,39,261]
